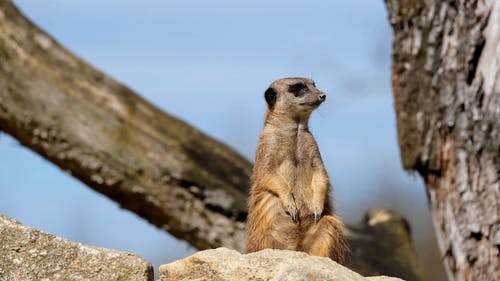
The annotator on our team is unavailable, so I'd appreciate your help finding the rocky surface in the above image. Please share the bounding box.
[159,247,404,281]
[0,213,407,281]
[0,214,153,281]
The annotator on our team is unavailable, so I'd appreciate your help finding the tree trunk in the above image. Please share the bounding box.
[0,2,424,279]
[385,1,500,280]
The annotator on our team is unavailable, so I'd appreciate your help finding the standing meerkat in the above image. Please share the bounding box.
[246,77,348,263]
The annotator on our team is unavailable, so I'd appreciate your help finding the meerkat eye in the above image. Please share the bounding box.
[288,83,308,97]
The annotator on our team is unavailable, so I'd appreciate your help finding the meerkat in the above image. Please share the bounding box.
[246,77,348,263]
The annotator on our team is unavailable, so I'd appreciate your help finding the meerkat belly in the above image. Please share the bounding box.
[292,134,317,215]
[291,164,314,216]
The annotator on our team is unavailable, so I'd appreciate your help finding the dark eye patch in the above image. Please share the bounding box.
[288,83,309,97]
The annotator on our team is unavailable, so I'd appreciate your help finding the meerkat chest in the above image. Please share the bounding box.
[276,130,320,178]
[259,127,321,175]
[273,133,317,164]
[289,131,321,208]
[295,132,319,166]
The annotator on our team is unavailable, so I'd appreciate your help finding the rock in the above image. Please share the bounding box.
[0,214,153,281]
[159,247,404,281]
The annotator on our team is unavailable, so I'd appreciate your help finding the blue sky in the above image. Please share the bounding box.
[0,1,444,279]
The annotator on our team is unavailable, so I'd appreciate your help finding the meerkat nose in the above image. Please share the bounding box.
[318,94,326,101]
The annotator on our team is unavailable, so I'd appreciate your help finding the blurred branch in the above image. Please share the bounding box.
[347,209,424,280]
[0,1,250,251]
[0,2,423,280]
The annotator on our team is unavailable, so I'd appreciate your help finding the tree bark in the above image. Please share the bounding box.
[385,1,500,280]
[0,2,423,279]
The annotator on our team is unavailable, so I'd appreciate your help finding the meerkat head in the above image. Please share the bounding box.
[264,77,326,119]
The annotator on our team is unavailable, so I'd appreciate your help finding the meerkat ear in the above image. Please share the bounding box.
[264,87,277,109]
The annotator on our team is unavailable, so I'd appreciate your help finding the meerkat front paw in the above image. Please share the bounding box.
[311,202,324,222]
[313,207,323,222]
[288,207,299,222]
[282,200,299,223]
[311,193,325,222]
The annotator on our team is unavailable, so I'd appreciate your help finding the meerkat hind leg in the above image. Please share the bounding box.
[301,215,348,263]
[246,233,278,253]
[247,196,300,253]
[247,223,299,252]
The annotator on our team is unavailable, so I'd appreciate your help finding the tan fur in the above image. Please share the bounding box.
[246,77,348,263]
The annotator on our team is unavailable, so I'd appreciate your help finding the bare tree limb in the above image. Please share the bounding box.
[0,1,250,251]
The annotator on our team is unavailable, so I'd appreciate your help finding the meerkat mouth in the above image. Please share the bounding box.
[300,101,323,106]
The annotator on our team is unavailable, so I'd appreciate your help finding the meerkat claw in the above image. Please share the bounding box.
[313,212,321,222]
[287,208,299,223]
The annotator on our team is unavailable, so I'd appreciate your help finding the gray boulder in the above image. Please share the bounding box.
[159,247,404,281]
[0,214,153,281]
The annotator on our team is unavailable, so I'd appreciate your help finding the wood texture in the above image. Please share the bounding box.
[0,1,251,251]
[0,2,423,279]
[385,0,500,280]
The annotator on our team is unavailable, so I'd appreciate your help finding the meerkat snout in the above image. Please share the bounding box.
[318,93,326,101]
